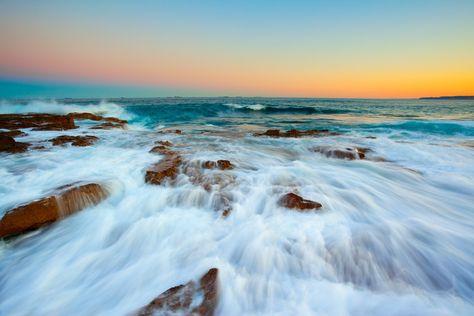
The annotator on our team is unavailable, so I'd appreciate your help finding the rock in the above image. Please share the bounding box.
[159,129,182,134]
[313,146,369,160]
[0,129,27,138]
[103,117,127,124]
[0,135,30,153]
[49,135,98,147]
[0,114,76,131]
[145,154,182,185]
[137,268,219,316]
[149,145,174,155]
[202,160,234,170]
[279,193,322,211]
[67,112,103,121]
[90,122,125,130]
[155,140,173,147]
[0,183,108,238]
[255,129,339,138]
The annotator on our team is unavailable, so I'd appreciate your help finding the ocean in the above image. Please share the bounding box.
[0,97,473,315]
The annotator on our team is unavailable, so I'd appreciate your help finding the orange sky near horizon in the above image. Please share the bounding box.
[1,0,473,98]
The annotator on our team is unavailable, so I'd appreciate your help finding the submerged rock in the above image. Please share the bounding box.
[0,114,76,131]
[49,135,99,147]
[137,268,219,316]
[202,160,234,170]
[313,146,370,160]
[255,129,339,138]
[0,135,30,153]
[0,183,109,238]
[279,193,322,211]
[145,154,182,185]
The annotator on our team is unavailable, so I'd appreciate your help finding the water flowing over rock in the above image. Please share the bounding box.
[137,268,219,316]
[49,135,99,147]
[255,129,339,137]
[0,183,109,238]
[0,135,30,153]
[90,122,126,130]
[313,146,370,160]
[279,193,322,211]
[202,160,234,170]
[0,114,77,131]
[145,155,182,185]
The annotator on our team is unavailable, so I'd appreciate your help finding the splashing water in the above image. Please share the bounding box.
[0,98,473,315]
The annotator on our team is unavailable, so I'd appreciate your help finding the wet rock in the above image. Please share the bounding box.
[49,135,99,147]
[137,268,219,316]
[222,208,232,218]
[0,113,76,131]
[159,129,182,134]
[0,129,27,138]
[155,140,173,147]
[202,160,234,170]
[0,183,108,238]
[0,135,30,153]
[103,117,127,124]
[149,145,174,155]
[67,112,103,121]
[313,146,370,160]
[279,193,322,211]
[255,129,339,138]
[90,122,126,130]
[145,154,182,185]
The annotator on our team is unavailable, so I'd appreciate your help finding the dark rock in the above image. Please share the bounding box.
[255,129,339,138]
[313,146,370,160]
[279,193,322,211]
[0,183,109,238]
[145,154,182,185]
[0,135,30,153]
[90,122,125,130]
[0,129,27,138]
[137,268,219,316]
[49,135,98,147]
[0,114,76,131]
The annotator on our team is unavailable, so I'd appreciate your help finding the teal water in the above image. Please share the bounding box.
[0,98,473,315]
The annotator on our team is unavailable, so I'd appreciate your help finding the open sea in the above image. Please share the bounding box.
[0,97,473,315]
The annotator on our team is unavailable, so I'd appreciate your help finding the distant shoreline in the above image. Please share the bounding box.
[419,96,474,100]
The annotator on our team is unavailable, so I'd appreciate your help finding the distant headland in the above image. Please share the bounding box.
[419,96,474,100]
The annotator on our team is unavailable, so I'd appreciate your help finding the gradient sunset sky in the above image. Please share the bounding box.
[1,0,473,98]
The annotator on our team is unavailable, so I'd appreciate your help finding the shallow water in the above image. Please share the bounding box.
[0,98,473,315]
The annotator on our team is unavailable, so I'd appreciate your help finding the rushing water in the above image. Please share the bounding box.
[0,98,473,315]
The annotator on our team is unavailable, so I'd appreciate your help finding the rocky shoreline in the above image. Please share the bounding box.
[0,112,397,315]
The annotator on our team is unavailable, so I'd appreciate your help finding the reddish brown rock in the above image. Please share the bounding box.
[202,160,234,170]
[67,112,103,121]
[149,145,174,155]
[0,135,30,153]
[255,129,339,138]
[137,268,219,316]
[49,135,98,147]
[159,129,182,134]
[313,146,369,160]
[103,117,127,124]
[0,114,76,131]
[0,129,27,138]
[0,183,108,238]
[279,193,322,211]
[155,140,173,147]
[145,155,182,185]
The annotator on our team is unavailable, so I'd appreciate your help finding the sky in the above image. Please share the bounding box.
[1,0,473,99]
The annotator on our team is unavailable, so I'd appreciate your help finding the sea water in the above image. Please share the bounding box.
[0,98,473,315]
